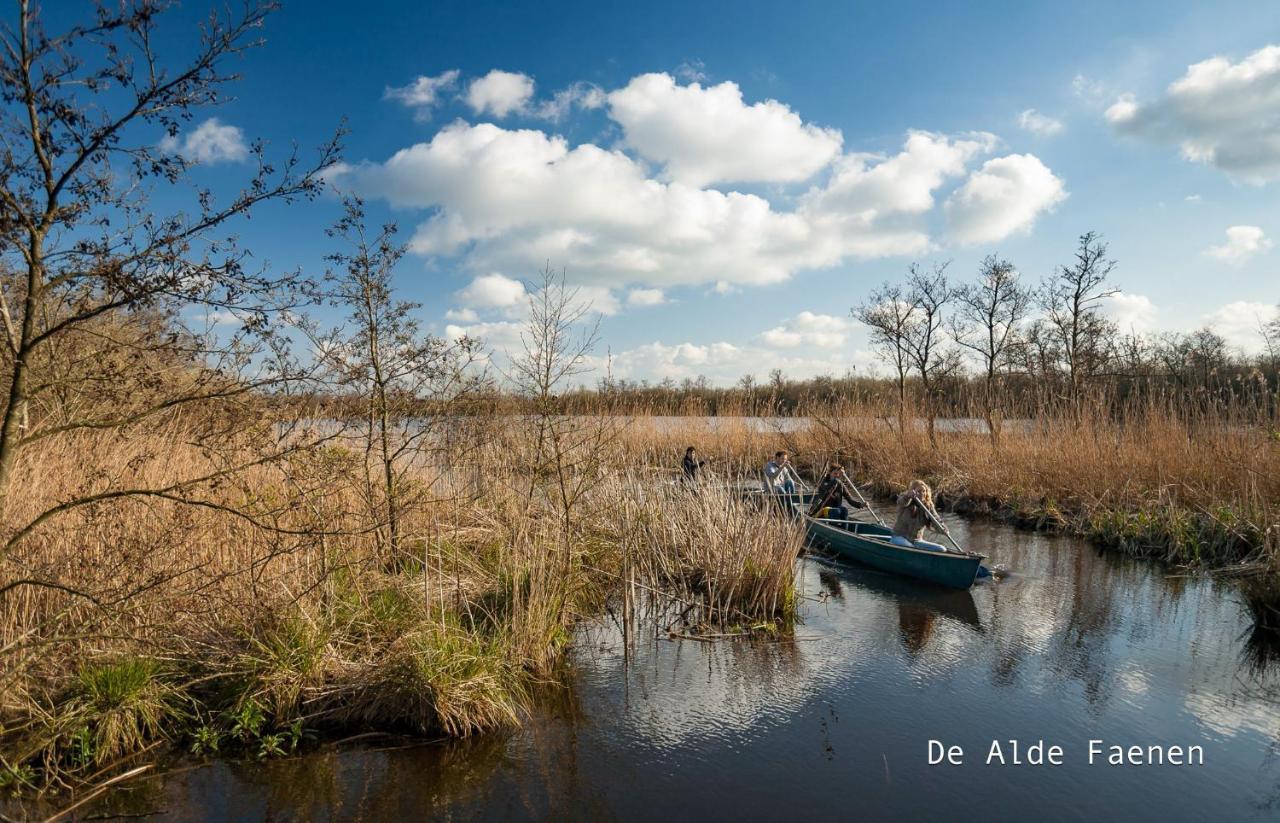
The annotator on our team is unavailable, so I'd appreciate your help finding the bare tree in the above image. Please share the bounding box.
[903,262,956,446]
[952,255,1031,445]
[854,282,918,436]
[0,2,340,549]
[736,373,757,415]
[1039,232,1119,411]
[304,199,482,566]
[1260,307,1280,369]
[766,368,785,413]
[1155,328,1229,393]
[1116,331,1154,380]
[507,267,610,575]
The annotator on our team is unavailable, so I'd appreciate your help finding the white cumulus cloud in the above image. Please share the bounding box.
[761,311,850,348]
[1205,225,1272,264]
[334,123,1023,290]
[1104,292,1157,334]
[603,339,862,385]
[945,154,1067,245]
[607,72,843,186]
[573,285,621,316]
[627,288,666,307]
[457,273,527,308]
[1072,73,1110,103]
[466,70,536,118]
[444,307,478,322]
[803,130,994,217]
[1105,44,1280,184]
[384,70,461,119]
[444,319,524,350]
[1203,301,1280,353]
[1017,108,1064,136]
[333,71,1067,293]
[158,118,248,164]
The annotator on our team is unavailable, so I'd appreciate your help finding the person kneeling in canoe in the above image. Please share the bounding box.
[891,480,948,552]
[807,465,863,521]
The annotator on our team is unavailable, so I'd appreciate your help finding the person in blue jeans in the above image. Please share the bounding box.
[763,450,796,494]
[890,479,948,551]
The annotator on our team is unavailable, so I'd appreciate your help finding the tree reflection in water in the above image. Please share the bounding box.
[52,518,1280,821]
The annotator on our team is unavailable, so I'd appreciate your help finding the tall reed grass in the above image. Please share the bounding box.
[0,416,800,796]
[605,397,1279,585]
[8,389,1276,798]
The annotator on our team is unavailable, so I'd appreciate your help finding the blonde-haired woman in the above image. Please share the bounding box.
[891,479,947,552]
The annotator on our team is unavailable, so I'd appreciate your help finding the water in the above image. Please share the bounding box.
[79,519,1280,821]
[637,414,1033,435]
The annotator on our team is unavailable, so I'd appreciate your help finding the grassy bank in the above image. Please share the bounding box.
[0,421,801,798]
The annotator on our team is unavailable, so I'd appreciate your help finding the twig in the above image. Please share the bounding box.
[42,765,153,823]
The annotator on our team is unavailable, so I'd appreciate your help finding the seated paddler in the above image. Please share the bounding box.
[891,479,948,552]
[807,465,863,521]
[763,450,796,495]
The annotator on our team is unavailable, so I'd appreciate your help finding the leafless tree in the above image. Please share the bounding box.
[0,1,341,557]
[507,267,611,575]
[767,368,785,413]
[1115,332,1154,380]
[854,282,919,436]
[303,199,482,566]
[904,262,957,446]
[736,373,757,415]
[952,255,1031,445]
[1039,232,1119,412]
[1155,328,1229,392]
[1260,308,1280,368]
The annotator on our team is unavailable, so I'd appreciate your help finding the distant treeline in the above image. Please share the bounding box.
[550,234,1280,428]
[550,349,1280,420]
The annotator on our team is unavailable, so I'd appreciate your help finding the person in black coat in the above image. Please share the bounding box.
[807,465,864,520]
[682,446,705,482]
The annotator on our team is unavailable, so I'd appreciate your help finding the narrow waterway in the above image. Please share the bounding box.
[83,519,1280,821]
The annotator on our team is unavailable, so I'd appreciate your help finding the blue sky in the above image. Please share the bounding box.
[138,1,1279,383]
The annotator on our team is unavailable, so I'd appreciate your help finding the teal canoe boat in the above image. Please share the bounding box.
[793,503,985,589]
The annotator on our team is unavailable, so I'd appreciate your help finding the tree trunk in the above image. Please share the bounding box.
[0,252,42,525]
[985,374,1001,448]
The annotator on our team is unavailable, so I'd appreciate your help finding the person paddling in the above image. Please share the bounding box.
[807,465,863,520]
[763,450,796,494]
[891,479,948,552]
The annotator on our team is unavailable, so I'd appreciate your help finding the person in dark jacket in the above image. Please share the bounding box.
[807,465,863,520]
[681,446,705,483]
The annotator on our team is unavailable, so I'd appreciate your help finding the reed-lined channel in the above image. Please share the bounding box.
[82,518,1280,821]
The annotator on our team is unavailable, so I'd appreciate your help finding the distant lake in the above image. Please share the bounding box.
[630,415,1037,435]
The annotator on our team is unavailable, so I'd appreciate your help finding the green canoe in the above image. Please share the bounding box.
[793,503,985,589]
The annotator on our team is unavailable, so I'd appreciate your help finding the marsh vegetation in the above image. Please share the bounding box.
[0,1,1276,813]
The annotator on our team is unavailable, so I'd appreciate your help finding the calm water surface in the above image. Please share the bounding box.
[86,519,1280,821]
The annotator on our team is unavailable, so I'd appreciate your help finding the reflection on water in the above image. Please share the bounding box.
[75,520,1280,821]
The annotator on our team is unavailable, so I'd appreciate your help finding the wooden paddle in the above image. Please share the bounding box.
[837,469,885,527]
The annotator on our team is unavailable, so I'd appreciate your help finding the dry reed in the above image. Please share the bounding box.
[0,415,800,795]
